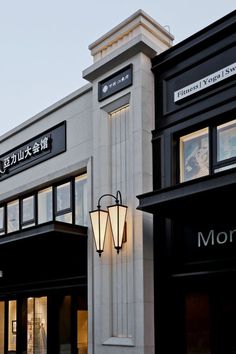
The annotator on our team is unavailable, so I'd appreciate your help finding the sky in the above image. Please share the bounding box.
[0,1,235,136]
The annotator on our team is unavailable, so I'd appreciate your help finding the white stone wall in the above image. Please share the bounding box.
[88,52,155,354]
[0,85,93,201]
[84,10,172,354]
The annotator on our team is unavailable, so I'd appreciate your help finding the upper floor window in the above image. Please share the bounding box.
[56,182,71,213]
[215,119,236,172]
[0,173,87,236]
[7,200,19,233]
[55,182,72,224]
[180,128,209,182]
[0,207,4,236]
[179,119,236,183]
[75,174,87,226]
[38,187,53,224]
[21,195,35,229]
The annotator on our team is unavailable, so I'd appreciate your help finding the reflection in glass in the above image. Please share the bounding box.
[0,302,4,354]
[180,128,209,182]
[215,163,236,173]
[77,310,88,354]
[22,196,35,228]
[56,182,71,212]
[8,300,17,352]
[217,119,236,162]
[27,297,47,354]
[7,200,19,233]
[56,213,72,224]
[185,293,210,354]
[38,187,53,224]
[0,207,4,235]
[75,174,87,226]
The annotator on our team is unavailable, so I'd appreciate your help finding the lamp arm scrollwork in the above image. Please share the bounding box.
[97,190,122,208]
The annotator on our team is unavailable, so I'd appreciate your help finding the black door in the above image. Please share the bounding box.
[184,277,236,354]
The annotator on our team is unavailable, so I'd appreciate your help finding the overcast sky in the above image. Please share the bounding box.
[0,1,235,136]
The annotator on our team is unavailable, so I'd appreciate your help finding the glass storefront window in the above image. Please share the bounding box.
[38,187,53,224]
[77,310,88,354]
[27,297,47,354]
[0,207,4,235]
[8,300,17,353]
[179,128,209,182]
[217,119,236,162]
[22,195,35,228]
[7,200,19,233]
[56,182,71,212]
[0,293,87,353]
[75,174,87,226]
[0,302,4,354]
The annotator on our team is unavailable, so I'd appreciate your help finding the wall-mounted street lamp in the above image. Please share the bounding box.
[89,191,127,256]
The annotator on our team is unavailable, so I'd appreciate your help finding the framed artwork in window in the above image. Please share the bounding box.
[180,128,209,182]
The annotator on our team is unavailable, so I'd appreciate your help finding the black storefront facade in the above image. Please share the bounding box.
[138,10,236,354]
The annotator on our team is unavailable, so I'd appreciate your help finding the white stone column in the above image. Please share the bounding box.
[83,9,173,354]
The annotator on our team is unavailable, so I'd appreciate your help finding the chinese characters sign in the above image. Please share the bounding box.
[1,136,50,172]
[98,64,133,101]
[0,121,66,181]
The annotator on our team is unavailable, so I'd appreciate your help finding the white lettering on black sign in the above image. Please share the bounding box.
[174,62,236,102]
[0,136,50,175]
[198,229,236,247]
[0,121,66,181]
[98,64,133,101]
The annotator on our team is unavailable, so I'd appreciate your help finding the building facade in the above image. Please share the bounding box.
[138,10,236,354]
[0,10,173,354]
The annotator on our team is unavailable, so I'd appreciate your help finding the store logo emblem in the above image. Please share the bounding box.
[102,85,109,93]
[98,64,133,101]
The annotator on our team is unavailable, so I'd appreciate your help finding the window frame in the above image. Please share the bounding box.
[0,173,87,237]
[212,119,236,172]
[177,118,236,184]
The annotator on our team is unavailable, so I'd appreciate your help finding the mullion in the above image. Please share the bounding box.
[209,126,218,174]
